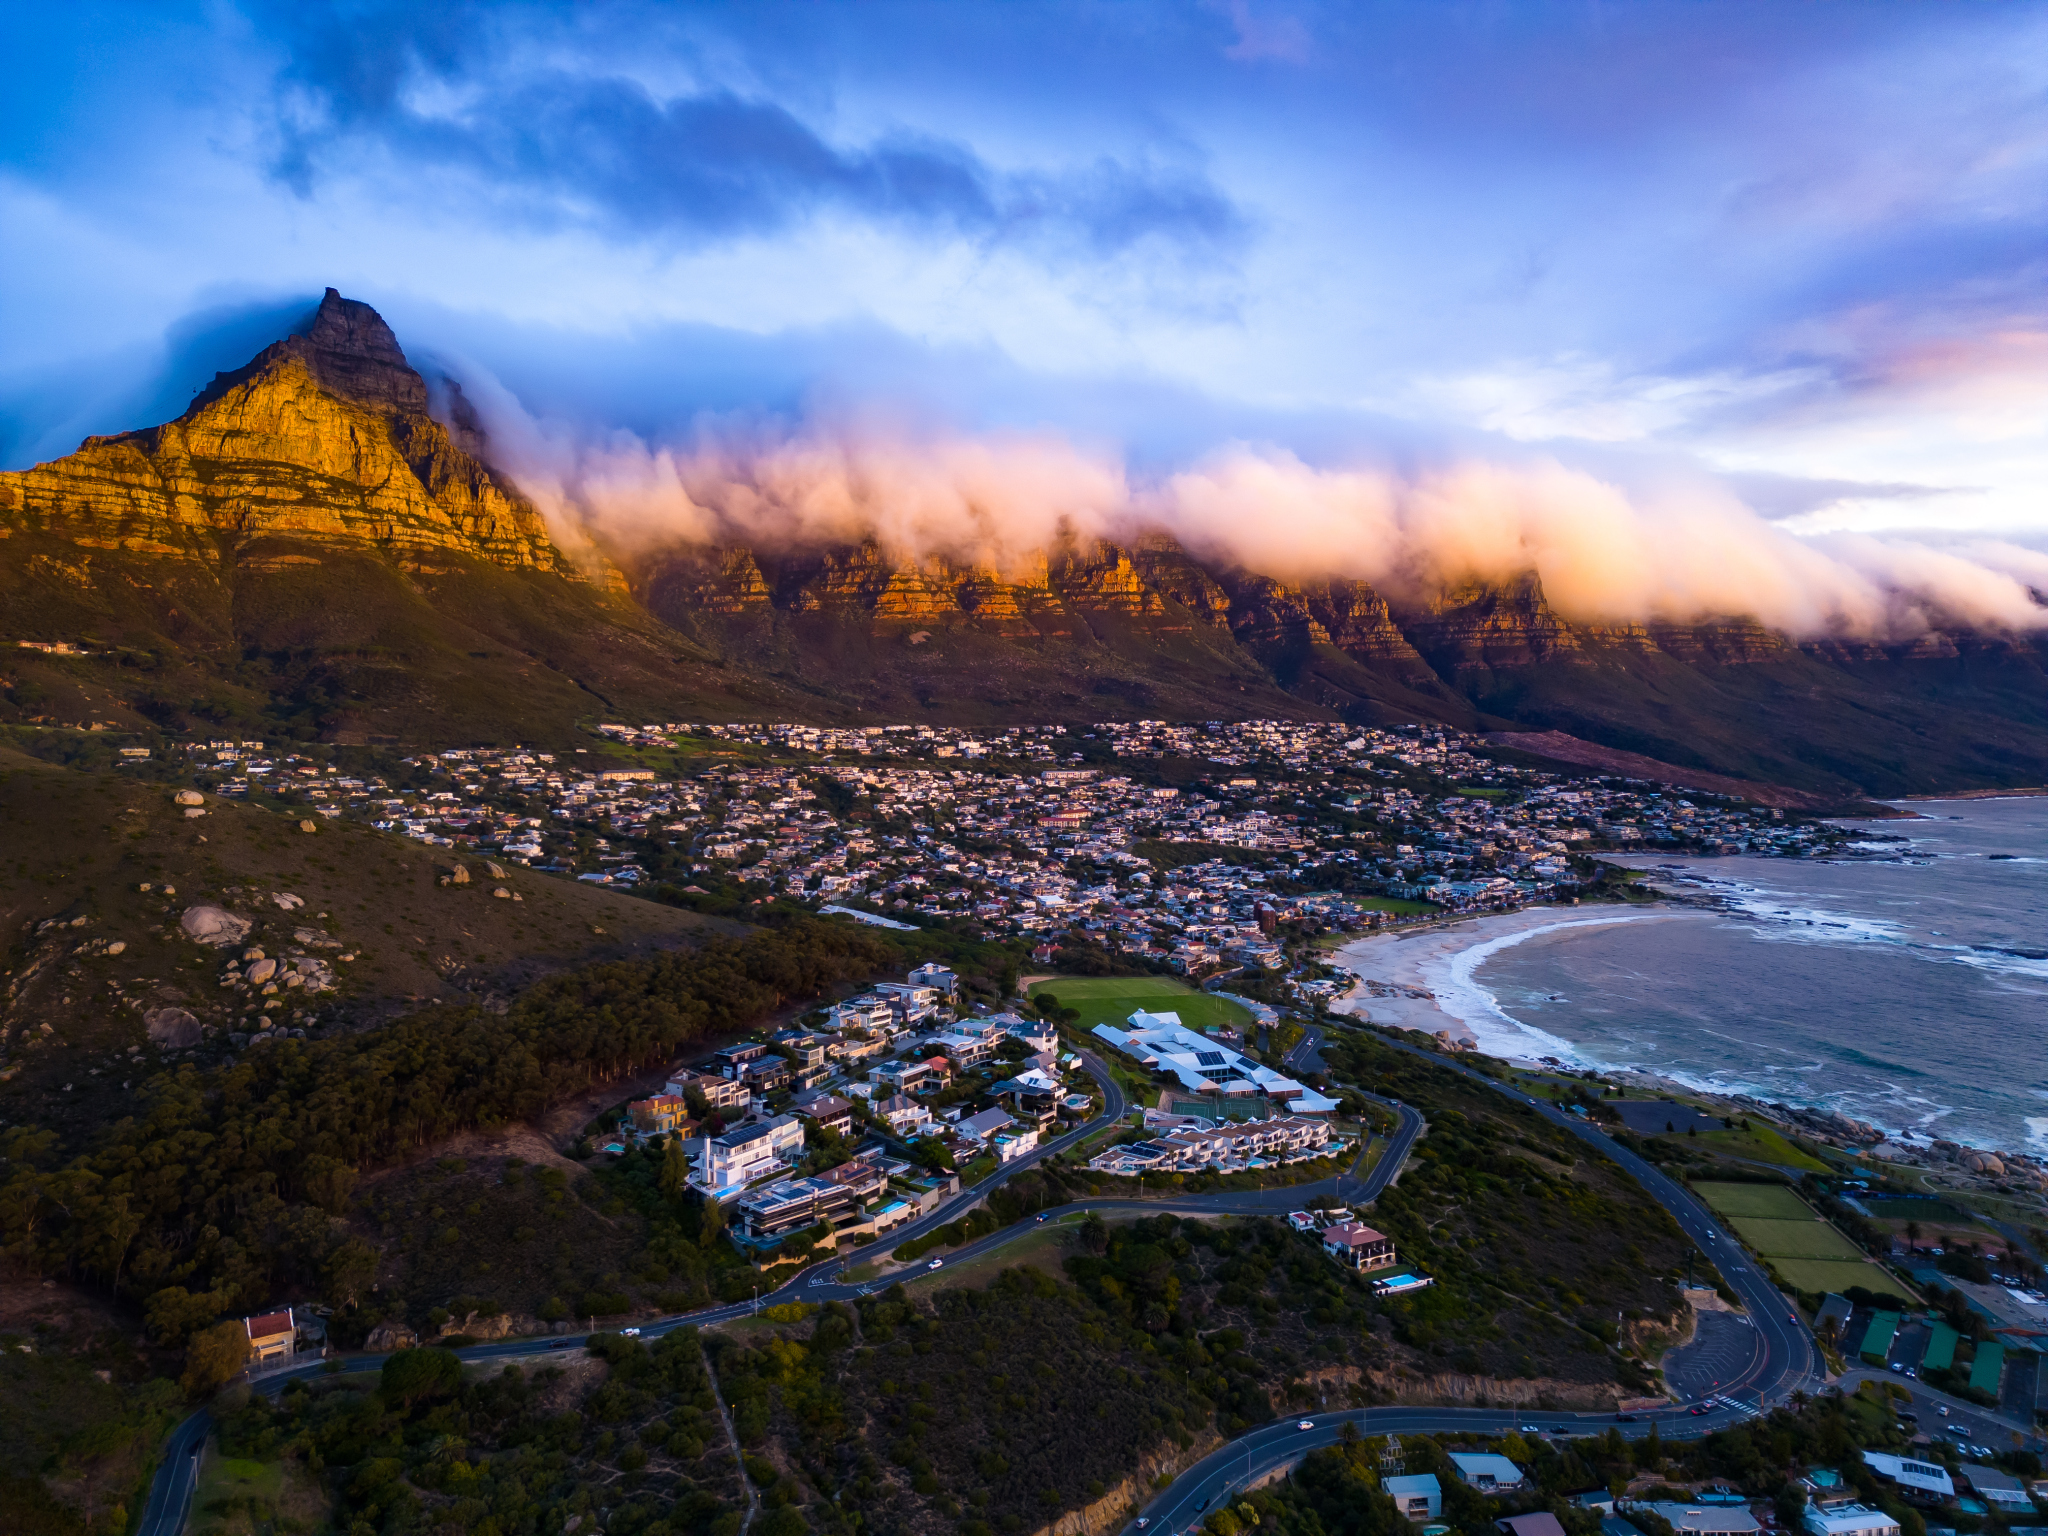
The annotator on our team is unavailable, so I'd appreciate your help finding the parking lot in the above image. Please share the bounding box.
[1665,1312,1759,1400]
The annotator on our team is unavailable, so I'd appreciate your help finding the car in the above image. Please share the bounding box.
[1197,1498,1211,1513]
[1134,1521,1150,1530]
[928,1258,944,1270]
[1519,1424,1540,1432]
[549,1339,573,1349]
[1615,1413,1638,1423]
[1889,1363,1904,1374]
[1690,1406,1709,1416]
[1938,1406,1950,1416]
[1036,1215,1047,1223]
[1788,1312,1798,1323]
[621,1327,642,1337]
[1297,1420,1314,1431]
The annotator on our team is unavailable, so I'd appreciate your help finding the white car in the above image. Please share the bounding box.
[1937,1406,1949,1417]
[621,1327,642,1337]
[1297,1420,1315,1431]
[928,1258,944,1270]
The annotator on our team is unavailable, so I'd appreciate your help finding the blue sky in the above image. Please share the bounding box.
[3,2,2045,625]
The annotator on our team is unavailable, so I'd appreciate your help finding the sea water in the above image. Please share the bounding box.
[1462,797,2048,1155]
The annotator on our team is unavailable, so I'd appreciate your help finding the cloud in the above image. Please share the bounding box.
[453,367,2048,643]
[257,1,1246,261]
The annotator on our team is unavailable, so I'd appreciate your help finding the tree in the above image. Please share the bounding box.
[181,1320,249,1395]
[1081,1213,1110,1255]
[146,1285,233,1347]
[379,1347,464,1408]
[661,1137,691,1200]
[321,1238,381,1310]
[699,1191,726,1250]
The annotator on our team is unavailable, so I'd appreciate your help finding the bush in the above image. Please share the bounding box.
[379,1347,464,1408]
[580,1290,633,1318]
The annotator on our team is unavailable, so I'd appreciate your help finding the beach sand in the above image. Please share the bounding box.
[1329,902,1685,1054]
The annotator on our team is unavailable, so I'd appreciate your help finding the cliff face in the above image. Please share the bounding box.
[4,290,2045,793]
[0,289,561,572]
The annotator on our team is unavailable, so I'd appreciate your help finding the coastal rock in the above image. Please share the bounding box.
[143,1007,202,1046]
[180,905,252,947]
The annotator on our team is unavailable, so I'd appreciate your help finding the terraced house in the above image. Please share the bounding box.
[1088,1112,1331,1175]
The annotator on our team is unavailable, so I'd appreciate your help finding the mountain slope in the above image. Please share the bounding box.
[4,291,2046,795]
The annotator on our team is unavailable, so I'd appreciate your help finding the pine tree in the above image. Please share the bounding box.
[660,1136,689,1199]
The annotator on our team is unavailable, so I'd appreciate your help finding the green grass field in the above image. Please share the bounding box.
[1770,1256,1913,1298]
[1693,1182,1814,1220]
[1028,976,1253,1036]
[1696,1124,1831,1173]
[1732,1217,1868,1260]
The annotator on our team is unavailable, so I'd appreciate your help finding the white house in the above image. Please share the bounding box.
[993,1126,1041,1162]
[1450,1453,1525,1492]
[1860,1453,1955,1500]
[1384,1474,1442,1522]
[1637,1507,1760,1536]
[692,1114,804,1197]
[876,1093,934,1137]
[1804,1506,1900,1536]
[1091,1011,1342,1113]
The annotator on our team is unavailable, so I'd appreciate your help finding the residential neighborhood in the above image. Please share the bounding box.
[162,718,1864,1002]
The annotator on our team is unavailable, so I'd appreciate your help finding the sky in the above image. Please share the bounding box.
[2,1,2044,633]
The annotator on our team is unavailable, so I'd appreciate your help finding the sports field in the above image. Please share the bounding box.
[1026,976,1253,1035]
[1730,1217,1866,1261]
[1771,1257,1911,1298]
[1693,1182,1813,1220]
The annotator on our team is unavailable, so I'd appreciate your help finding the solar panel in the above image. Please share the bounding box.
[1195,1051,1227,1067]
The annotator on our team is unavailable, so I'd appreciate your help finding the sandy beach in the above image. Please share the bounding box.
[1329,903,1687,1056]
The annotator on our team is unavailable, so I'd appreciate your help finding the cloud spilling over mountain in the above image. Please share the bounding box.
[461,375,2048,643]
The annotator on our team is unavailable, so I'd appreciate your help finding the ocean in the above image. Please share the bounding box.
[1450,796,2048,1155]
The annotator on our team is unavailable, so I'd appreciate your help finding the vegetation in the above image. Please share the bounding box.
[213,1334,744,1536]
[0,920,900,1345]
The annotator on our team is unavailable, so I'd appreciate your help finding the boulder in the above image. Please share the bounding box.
[486,861,508,879]
[246,958,279,984]
[144,1007,203,1047]
[364,1320,419,1353]
[174,789,204,806]
[447,865,471,886]
[493,887,512,899]
[271,893,304,911]
[180,905,252,947]
[298,820,317,833]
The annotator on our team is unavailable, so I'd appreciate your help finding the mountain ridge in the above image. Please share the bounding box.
[4,291,2048,796]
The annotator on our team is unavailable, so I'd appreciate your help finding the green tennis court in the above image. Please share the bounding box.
[1770,1257,1910,1298]
[1693,1182,1812,1220]
[1730,1217,1867,1260]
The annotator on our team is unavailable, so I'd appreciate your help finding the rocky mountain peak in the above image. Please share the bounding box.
[186,287,428,419]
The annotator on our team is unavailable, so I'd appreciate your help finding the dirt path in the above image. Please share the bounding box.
[701,1338,760,1536]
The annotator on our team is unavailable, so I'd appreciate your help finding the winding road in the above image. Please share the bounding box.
[140,1030,1825,1536]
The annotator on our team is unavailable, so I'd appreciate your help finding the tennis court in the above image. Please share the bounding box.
[1693,1182,1812,1220]
[1772,1256,1911,1298]
[1731,1217,1866,1261]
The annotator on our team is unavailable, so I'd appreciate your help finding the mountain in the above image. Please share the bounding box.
[5,291,2048,797]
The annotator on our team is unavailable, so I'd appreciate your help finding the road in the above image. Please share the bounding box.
[137,1028,1815,1536]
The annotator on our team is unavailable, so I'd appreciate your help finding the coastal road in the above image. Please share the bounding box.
[135,1027,1810,1535]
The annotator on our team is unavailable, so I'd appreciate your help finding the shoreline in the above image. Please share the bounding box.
[1327,900,2045,1171]
[1329,903,1686,1052]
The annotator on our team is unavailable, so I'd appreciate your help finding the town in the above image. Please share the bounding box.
[151,719,1863,995]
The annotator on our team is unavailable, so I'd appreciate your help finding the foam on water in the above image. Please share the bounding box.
[1470,797,2048,1153]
